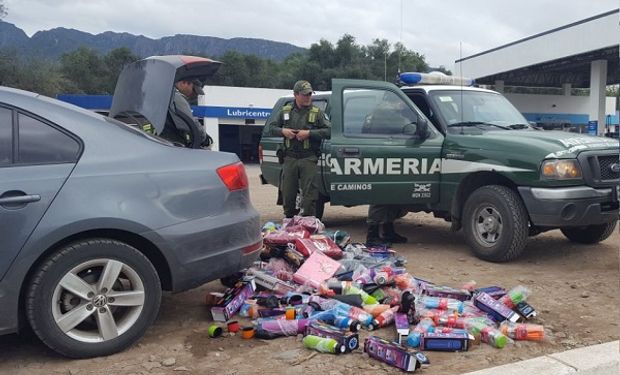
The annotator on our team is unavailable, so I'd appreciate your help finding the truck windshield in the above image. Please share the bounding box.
[428,90,531,132]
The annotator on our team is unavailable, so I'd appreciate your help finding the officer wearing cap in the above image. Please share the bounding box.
[265,80,331,218]
[160,79,209,148]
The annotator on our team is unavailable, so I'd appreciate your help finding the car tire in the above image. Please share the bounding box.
[26,239,161,358]
[463,185,529,262]
[560,221,617,244]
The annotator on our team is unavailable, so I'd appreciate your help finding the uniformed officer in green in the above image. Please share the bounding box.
[266,80,331,218]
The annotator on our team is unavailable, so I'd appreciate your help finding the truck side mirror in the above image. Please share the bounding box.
[416,117,430,139]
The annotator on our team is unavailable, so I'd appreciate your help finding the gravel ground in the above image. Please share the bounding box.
[0,164,618,375]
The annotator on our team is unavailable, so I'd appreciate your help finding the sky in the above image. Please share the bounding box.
[3,0,619,70]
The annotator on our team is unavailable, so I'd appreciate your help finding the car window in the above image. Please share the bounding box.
[343,89,418,137]
[18,113,81,164]
[0,107,12,165]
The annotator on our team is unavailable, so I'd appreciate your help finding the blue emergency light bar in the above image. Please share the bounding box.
[399,72,475,86]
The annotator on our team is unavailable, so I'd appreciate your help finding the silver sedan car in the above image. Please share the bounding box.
[0,86,262,358]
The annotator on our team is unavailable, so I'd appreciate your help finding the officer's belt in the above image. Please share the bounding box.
[284,150,316,159]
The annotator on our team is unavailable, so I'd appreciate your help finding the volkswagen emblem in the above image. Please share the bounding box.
[611,163,620,174]
[92,295,107,308]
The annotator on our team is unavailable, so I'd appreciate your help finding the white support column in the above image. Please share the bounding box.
[494,80,504,93]
[204,118,220,151]
[589,60,607,135]
[198,91,219,151]
[562,83,572,96]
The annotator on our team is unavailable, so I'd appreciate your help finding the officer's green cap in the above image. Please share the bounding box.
[293,80,313,94]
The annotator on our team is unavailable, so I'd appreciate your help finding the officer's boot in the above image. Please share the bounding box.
[383,222,407,244]
[365,224,386,247]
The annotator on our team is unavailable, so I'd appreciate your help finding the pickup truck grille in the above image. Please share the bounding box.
[598,155,620,180]
[578,151,620,187]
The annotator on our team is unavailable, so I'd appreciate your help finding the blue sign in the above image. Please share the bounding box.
[57,95,113,110]
[56,95,273,120]
[192,106,272,119]
[522,112,588,125]
[587,120,598,135]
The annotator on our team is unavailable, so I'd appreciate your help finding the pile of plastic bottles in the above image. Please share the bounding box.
[206,216,545,373]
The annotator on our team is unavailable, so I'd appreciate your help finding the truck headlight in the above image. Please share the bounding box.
[541,159,582,179]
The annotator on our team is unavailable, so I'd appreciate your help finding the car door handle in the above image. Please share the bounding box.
[0,194,41,205]
[338,147,360,157]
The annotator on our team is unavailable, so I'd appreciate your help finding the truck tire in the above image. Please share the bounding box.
[26,239,161,358]
[463,185,529,262]
[560,221,617,244]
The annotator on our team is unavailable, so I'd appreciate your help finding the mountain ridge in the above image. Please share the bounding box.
[0,22,306,61]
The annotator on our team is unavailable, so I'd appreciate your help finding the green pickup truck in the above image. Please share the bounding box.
[259,78,619,262]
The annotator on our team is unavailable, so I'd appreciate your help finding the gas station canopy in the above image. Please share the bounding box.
[456,9,620,88]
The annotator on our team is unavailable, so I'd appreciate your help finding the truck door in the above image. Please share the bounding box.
[326,79,444,206]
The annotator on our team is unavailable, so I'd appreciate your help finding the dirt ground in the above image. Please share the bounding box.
[1,164,618,375]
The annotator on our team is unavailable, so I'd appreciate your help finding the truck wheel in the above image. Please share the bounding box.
[560,221,617,244]
[26,239,161,358]
[463,185,529,262]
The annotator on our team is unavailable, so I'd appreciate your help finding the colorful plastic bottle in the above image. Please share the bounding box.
[370,266,400,285]
[309,296,375,329]
[320,281,378,305]
[500,322,545,341]
[303,335,340,354]
[498,285,531,309]
[406,317,435,348]
[466,319,509,349]
[419,296,464,313]
[454,316,495,330]
[394,273,416,291]
[416,308,458,325]
[312,310,361,332]
[255,319,309,339]
[373,306,399,328]
[342,282,378,305]
[363,304,391,317]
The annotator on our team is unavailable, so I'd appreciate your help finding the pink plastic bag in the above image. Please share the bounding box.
[283,215,325,234]
[295,236,343,259]
[263,229,309,246]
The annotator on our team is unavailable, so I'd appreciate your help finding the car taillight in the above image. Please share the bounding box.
[258,145,263,164]
[242,240,263,255]
[217,162,249,191]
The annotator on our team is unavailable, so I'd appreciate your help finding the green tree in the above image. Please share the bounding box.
[60,47,107,94]
[102,47,139,93]
[15,59,74,97]
[392,42,429,75]
[0,49,19,87]
[366,39,391,80]
[308,39,336,69]
[334,34,363,68]
[209,51,252,87]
